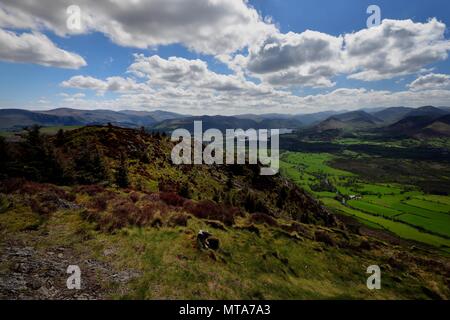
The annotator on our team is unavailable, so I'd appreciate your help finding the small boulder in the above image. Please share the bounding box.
[197,230,212,249]
[206,237,220,251]
[197,230,220,251]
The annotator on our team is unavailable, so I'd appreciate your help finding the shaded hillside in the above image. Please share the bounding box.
[386,114,450,138]
[258,118,303,129]
[332,110,382,123]
[295,111,384,141]
[422,114,450,137]
[404,106,449,119]
[296,111,346,126]
[373,107,414,125]
[315,111,383,132]
[233,111,342,127]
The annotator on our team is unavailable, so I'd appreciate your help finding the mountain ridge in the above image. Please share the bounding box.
[1,106,450,136]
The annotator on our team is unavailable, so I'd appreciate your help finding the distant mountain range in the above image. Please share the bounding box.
[233,111,342,126]
[0,108,184,130]
[1,106,450,138]
[314,110,383,132]
[385,111,450,138]
[0,109,81,130]
[118,110,187,122]
[152,115,304,132]
[151,115,259,132]
[294,106,450,140]
[402,106,449,119]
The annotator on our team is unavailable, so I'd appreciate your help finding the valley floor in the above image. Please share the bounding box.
[280,151,450,253]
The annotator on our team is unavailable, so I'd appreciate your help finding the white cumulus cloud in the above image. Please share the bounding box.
[0,0,276,56]
[408,73,450,91]
[61,75,150,94]
[239,18,450,87]
[345,19,450,81]
[0,28,86,69]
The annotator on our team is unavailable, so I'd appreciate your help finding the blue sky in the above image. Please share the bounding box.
[250,0,450,90]
[0,0,450,114]
[251,0,450,34]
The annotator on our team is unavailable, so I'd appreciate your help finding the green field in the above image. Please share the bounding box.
[405,199,450,213]
[335,137,450,149]
[347,200,403,218]
[280,151,450,251]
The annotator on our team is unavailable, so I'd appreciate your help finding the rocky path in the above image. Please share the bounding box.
[0,240,139,300]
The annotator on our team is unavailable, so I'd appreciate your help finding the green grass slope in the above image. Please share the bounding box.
[0,126,449,299]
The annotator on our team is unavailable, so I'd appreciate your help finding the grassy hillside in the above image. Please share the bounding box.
[1,181,449,299]
[0,126,449,299]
